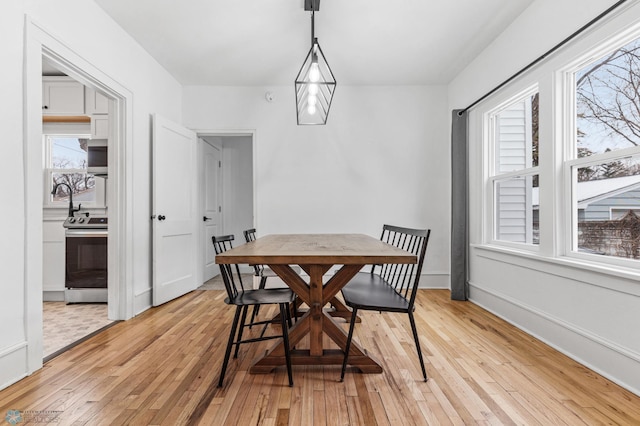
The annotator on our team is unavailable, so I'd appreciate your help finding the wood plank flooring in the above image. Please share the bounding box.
[1,289,639,425]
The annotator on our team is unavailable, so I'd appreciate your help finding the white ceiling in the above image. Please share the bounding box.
[93,0,534,86]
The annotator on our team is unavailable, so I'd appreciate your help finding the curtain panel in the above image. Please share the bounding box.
[450,110,468,301]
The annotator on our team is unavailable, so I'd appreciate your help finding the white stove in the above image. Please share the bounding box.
[64,215,108,303]
[63,215,108,229]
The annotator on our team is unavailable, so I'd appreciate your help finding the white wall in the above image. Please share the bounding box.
[449,0,621,109]
[449,0,640,395]
[183,85,450,286]
[24,0,183,313]
[0,0,30,390]
[0,0,183,389]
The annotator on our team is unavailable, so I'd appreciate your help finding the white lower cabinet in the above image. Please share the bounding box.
[43,219,66,301]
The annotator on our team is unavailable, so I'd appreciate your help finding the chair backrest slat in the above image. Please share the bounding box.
[212,234,247,298]
[243,228,257,243]
[243,228,265,277]
[372,224,430,307]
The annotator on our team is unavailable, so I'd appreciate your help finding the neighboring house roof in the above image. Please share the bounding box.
[577,175,640,208]
[531,174,640,208]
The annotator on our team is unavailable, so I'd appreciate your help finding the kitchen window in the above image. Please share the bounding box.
[44,135,105,208]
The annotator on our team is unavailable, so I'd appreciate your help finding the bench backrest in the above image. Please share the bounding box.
[374,224,430,307]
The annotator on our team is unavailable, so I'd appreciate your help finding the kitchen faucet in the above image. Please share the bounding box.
[51,182,81,217]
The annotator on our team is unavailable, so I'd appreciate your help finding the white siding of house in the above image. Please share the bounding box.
[495,100,533,243]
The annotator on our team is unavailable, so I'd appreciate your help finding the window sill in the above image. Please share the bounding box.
[471,243,640,296]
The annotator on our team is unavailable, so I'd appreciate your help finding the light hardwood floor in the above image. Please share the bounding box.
[1,289,639,425]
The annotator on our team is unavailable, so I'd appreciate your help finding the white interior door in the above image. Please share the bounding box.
[152,114,198,306]
[203,140,221,281]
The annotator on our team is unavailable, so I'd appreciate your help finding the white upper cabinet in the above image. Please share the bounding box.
[42,76,85,115]
[85,87,109,115]
[91,114,110,139]
[86,87,110,138]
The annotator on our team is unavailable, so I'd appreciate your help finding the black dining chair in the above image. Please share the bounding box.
[243,228,298,327]
[212,234,295,387]
[340,225,431,382]
[243,228,280,290]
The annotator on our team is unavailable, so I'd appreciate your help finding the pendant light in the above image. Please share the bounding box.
[295,0,336,125]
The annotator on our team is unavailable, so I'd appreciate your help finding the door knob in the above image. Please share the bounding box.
[203,216,212,221]
[158,215,166,221]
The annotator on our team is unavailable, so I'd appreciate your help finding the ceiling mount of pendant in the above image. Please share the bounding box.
[304,0,320,12]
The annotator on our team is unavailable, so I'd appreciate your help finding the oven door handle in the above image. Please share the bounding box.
[66,230,108,238]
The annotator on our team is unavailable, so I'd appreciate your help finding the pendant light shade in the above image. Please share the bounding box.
[295,2,336,125]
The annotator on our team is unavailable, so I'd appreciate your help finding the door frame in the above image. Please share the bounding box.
[24,17,134,374]
[200,137,222,282]
[196,130,257,285]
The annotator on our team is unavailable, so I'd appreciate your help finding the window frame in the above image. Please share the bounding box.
[610,206,640,220]
[473,7,640,272]
[43,133,106,209]
[559,27,640,269]
[485,85,541,251]
[563,149,640,268]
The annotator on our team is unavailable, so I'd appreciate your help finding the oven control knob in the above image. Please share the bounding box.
[68,218,76,223]
[77,217,85,223]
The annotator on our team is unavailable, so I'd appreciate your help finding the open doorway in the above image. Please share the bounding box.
[41,58,116,360]
[20,16,134,381]
[198,133,255,289]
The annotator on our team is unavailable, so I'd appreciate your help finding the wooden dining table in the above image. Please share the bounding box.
[214,233,417,374]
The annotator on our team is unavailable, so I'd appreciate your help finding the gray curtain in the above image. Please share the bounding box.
[451,110,468,301]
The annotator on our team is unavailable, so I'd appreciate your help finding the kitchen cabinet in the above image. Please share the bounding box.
[85,87,109,114]
[42,76,85,115]
[43,219,66,301]
[87,88,110,138]
[91,114,109,139]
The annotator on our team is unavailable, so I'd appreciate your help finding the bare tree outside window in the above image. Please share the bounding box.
[577,39,640,160]
[575,39,640,259]
[48,137,96,202]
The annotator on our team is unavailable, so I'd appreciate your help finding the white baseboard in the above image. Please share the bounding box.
[43,291,65,302]
[417,273,449,289]
[469,281,640,397]
[0,342,28,391]
[134,288,152,316]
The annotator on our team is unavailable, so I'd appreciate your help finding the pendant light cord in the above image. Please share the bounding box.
[311,6,315,46]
